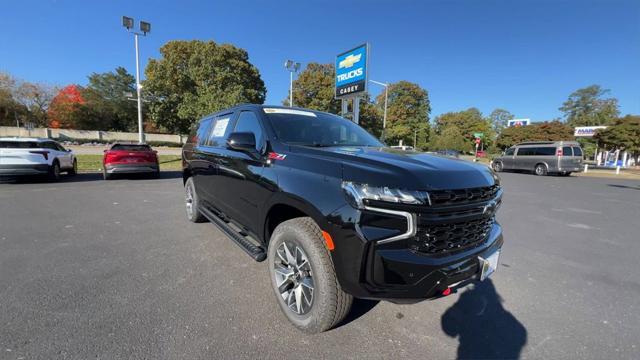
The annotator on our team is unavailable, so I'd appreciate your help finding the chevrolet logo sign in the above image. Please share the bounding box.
[339,54,362,69]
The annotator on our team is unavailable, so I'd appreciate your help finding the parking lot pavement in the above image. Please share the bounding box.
[0,172,638,359]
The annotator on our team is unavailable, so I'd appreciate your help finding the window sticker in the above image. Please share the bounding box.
[263,108,317,117]
[211,118,230,137]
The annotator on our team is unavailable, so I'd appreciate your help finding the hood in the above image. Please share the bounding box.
[289,146,496,190]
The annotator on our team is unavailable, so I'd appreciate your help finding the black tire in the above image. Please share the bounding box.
[534,163,547,176]
[68,159,77,176]
[103,169,112,181]
[268,217,353,334]
[152,169,161,179]
[48,161,61,182]
[493,161,503,172]
[184,177,206,223]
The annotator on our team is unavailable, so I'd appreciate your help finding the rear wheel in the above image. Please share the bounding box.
[68,159,77,176]
[184,177,205,223]
[48,161,61,182]
[268,217,352,334]
[534,163,547,176]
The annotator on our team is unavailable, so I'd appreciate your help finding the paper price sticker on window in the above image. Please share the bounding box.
[211,118,229,137]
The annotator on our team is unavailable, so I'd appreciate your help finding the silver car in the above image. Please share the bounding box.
[492,141,583,176]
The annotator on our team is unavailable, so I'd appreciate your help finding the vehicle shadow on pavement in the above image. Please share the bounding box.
[336,299,380,328]
[441,279,527,360]
[607,184,640,190]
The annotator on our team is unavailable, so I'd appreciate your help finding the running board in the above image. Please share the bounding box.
[199,206,267,262]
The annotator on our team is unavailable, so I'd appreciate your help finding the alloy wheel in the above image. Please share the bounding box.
[273,241,314,315]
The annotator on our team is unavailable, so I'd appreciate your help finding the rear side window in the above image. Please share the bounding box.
[206,114,233,147]
[234,111,264,151]
[195,118,213,146]
[0,141,39,148]
[535,147,556,156]
[516,148,530,156]
[572,147,583,157]
[111,144,151,151]
[562,147,572,156]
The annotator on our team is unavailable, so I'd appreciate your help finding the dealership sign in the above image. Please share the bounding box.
[574,126,607,137]
[507,119,531,127]
[335,44,368,98]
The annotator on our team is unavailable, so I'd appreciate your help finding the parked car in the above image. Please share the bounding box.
[0,137,77,181]
[182,105,503,333]
[492,141,583,176]
[102,143,160,180]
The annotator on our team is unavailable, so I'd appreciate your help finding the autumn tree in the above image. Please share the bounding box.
[377,81,430,147]
[47,85,94,129]
[145,40,266,134]
[560,85,619,127]
[288,63,340,113]
[496,121,574,149]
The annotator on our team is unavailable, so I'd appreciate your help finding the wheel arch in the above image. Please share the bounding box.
[262,195,328,247]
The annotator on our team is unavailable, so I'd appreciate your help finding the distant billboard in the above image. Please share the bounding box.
[574,126,607,137]
[335,44,369,98]
[507,119,530,127]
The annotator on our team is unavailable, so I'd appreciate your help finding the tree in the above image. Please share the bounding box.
[433,108,494,149]
[430,125,467,152]
[377,81,430,146]
[560,85,619,127]
[145,40,266,134]
[0,72,57,127]
[488,108,514,134]
[496,120,574,149]
[594,115,640,162]
[83,67,137,131]
[47,85,93,129]
[288,63,340,114]
[0,72,21,126]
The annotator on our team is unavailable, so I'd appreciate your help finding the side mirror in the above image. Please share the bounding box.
[227,132,256,153]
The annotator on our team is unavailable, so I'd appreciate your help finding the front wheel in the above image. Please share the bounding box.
[68,159,77,176]
[48,161,61,182]
[493,161,503,172]
[268,217,353,334]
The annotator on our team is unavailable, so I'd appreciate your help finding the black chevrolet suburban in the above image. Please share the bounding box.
[182,104,503,333]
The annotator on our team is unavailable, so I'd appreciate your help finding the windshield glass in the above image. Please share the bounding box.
[265,109,383,147]
[111,144,152,151]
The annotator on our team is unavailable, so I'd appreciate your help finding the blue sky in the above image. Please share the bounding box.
[1,0,638,121]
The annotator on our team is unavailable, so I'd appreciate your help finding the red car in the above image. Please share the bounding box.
[102,143,160,180]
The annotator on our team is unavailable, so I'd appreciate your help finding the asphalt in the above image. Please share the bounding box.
[0,172,638,359]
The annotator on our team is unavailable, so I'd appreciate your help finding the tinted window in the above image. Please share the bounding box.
[0,141,39,148]
[196,118,213,146]
[41,142,59,150]
[265,109,383,147]
[516,147,530,156]
[572,147,583,157]
[562,146,572,156]
[207,114,233,147]
[536,147,556,156]
[234,111,264,151]
[111,144,152,151]
[504,148,514,156]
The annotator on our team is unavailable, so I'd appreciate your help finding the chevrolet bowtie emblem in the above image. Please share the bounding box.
[339,54,362,69]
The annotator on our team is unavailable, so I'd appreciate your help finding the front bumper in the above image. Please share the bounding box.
[105,163,159,174]
[0,164,49,176]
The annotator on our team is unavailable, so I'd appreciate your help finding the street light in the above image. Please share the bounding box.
[369,80,389,139]
[122,16,151,143]
[284,60,301,107]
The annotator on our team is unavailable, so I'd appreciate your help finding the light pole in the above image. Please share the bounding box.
[369,80,389,139]
[122,16,151,143]
[284,60,301,107]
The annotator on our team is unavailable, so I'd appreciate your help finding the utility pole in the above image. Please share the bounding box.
[122,16,151,143]
[369,80,389,139]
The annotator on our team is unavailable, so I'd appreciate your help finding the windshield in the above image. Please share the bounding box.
[265,110,384,147]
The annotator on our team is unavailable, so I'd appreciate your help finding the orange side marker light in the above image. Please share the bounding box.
[322,231,335,251]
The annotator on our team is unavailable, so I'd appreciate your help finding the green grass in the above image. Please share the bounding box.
[76,154,182,172]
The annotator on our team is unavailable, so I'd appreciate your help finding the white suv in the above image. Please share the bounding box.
[0,137,77,181]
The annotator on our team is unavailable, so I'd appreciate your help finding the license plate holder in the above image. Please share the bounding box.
[479,249,500,281]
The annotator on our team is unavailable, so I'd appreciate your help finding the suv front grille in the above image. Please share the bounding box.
[410,216,494,255]
[428,185,499,207]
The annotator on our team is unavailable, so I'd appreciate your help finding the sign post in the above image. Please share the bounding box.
[335,44,369,124]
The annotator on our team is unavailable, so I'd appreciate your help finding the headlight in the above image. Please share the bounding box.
[342,181,430,209]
